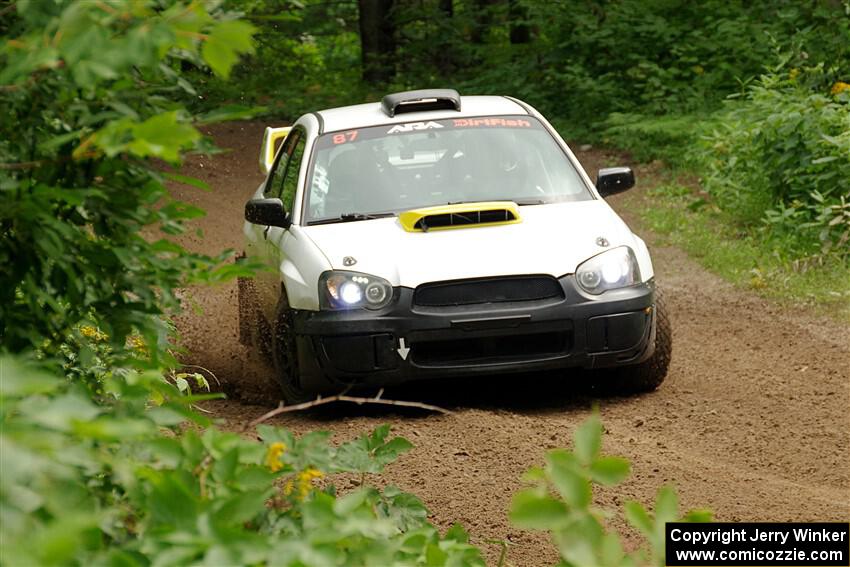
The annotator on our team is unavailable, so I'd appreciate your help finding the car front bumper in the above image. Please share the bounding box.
[292,276,657,389]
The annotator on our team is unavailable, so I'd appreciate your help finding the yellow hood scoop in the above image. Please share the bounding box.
[399,201,521,232]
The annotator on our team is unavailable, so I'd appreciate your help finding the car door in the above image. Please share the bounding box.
[253,128,308,321]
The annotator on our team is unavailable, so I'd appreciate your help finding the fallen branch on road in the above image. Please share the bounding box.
[249,389,452,426]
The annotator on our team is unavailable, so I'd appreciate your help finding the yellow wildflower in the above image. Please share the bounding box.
[789,68,799,81]
[692,65,704,76]
[299,468,324,481]
[80,325,108,342]
[283,467,324,500]
[831,81,850,96]
[264,442,287,472]
[297,468,323,499]
[127,335,147,354]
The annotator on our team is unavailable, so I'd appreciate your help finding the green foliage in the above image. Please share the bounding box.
[216,1,849,133]
[0,0,257,363]
[203,20,257,79]
[599,113,711,166]
[698,65,850,257]
[602,62,850,264]
[639,183,850,320]
[0,355,485,566]
[192,0,366,116]
[510,413,712,567]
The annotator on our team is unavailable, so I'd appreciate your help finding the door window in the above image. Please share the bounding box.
[264,129,301,199]
[280,136,306,213]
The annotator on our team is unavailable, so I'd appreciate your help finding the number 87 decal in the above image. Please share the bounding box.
[333,130,359,144]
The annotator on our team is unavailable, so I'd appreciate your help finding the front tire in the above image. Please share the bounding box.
[605,287,672,393]
[271,295,315,404]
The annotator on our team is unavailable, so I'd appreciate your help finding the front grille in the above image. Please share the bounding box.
[412,331,570,366]
[413,276,563,307]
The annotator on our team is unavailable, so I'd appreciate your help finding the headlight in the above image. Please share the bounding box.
[575,246,641,295]
[319,271,394,310]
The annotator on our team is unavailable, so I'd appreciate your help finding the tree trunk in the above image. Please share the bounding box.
[508,0,530,44]
[358,0,396,84]
[434,0,454,73]
[470,0,500,44]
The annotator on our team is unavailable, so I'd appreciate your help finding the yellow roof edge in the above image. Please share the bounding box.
[398,201,521,232]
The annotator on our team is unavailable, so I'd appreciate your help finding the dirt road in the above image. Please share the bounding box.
[170,121,850,565]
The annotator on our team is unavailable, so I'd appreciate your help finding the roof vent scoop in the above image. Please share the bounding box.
[381,89,461,117]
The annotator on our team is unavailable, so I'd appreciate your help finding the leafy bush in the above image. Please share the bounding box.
[698,65,850,257]
[0,0,258,365]
[192,0,367,116]
[0,356,487,566]
[638,184,850,318]
[511,413,711,567]
[602,61,850,262]
[600,113,712,166]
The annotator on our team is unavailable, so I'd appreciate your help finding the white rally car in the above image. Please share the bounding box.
[239,89,671,402]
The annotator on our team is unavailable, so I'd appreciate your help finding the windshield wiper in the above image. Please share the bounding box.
[309,212,395,225]
[446,198,546,206]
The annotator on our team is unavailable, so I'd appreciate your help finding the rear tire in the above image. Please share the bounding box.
[271,295,315,404]
[605,287,672,393]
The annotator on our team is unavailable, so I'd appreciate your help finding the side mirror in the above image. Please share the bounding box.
[245,198,290,228]
[596,167,635,198]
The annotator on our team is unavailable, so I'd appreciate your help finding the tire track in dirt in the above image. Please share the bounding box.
[168,121,850,565]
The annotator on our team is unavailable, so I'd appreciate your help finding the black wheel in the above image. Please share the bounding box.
[606,286,672,393]
[271,294,315,404]
[236,273,272,360]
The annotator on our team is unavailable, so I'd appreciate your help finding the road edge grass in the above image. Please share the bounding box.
[634,180,850,323]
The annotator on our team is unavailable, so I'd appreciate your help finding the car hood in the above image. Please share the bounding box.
[301,200,639,288]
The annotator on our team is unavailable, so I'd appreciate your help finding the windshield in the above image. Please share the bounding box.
[304,115,593,224]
